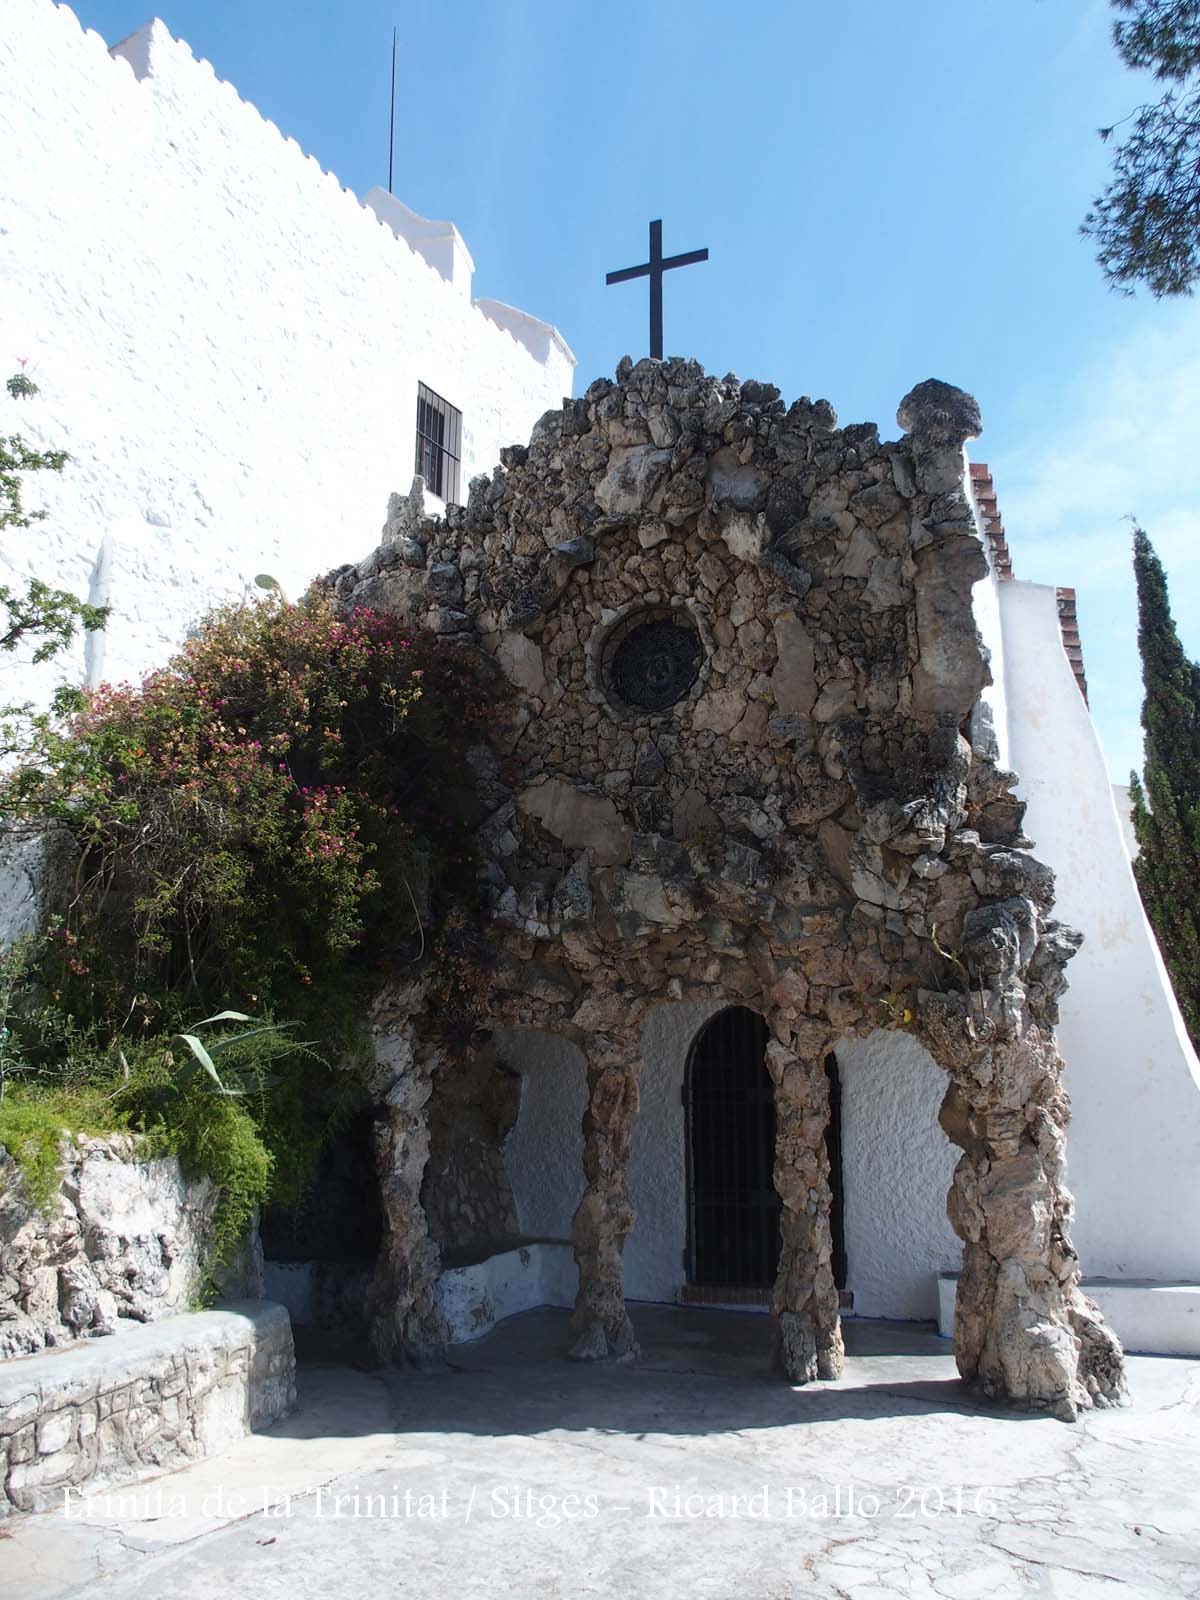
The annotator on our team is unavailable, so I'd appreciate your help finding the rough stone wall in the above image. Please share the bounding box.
[0,1300,293,1517]
[0,1135,263,1360]
[362,981,448,1365]
[337,357,1127,1417]
[421,1042,520,1257]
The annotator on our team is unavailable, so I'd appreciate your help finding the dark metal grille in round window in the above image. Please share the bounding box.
[609,617,702,711]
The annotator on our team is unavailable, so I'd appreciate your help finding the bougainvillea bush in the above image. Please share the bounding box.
[0,590,499,1252]
[6,591,493,1028]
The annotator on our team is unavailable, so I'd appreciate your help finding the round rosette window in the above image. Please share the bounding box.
[603,608,704,713]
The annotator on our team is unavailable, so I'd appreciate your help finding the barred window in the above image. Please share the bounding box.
[415,383,462,503]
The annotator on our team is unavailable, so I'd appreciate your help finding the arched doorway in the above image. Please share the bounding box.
[685,1007,781,1288]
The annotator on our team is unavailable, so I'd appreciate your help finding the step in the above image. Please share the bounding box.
[937,1274,1200,1356]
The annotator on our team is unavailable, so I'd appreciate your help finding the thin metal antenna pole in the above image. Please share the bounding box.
[388,27,397,193]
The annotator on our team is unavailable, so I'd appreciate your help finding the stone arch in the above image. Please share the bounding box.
[341,358,1128,1417]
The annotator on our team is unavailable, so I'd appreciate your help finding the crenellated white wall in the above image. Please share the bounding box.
[0,0,574,713]
[999,579,1200,1283]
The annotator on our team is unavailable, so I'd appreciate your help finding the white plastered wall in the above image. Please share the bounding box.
[493,1028,586,1245]
[498,1002,964,1319]
[968,542,1012,772]
[999,579,1200,1281]
[626,997,726,1303]
[496,1001,727,1307]
[834,1031,961,1320]
[0,0,574,716]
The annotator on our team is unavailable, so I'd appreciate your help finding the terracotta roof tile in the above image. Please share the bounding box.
[1056,586,1089,704]
[968,462,1013,579]
[968,462,1088,704]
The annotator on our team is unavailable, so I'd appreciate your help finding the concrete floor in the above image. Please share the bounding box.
[3,1306,1199,1599]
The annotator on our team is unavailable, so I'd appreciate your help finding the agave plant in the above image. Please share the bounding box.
[170,1011,312,1096]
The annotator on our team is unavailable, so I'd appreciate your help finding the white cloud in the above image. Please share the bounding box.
[990,302,1200,782]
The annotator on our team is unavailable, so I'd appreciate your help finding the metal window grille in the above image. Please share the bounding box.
[415,382,462,503]
[685,1007,781,1288]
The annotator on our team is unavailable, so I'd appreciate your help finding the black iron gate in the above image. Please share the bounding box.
[685,1006,781,1288]
[824,1053,847,1292]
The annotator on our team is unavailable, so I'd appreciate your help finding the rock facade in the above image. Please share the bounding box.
[0,1135,263,1360]
[362,981,449,1365]
[334,358,1128,1418]
[0,1300,293,1516]
[422,1040,520,1257]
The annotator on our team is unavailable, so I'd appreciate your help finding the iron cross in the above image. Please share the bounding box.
[606,220,709,360]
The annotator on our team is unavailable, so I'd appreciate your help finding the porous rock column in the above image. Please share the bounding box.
[926,990,1128,1419]
[364,986,447,1365]
[766,1016,844,1383]
[568,1031,640,1361]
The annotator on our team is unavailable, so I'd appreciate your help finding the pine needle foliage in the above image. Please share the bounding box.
[1082,1,1200,297]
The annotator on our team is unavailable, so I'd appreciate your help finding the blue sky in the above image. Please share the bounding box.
[70,0,1200,781]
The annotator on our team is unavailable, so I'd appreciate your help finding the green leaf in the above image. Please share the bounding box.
[174,1034,244,1095]
[206,1023,295,1054]
[193,1010,255,1027]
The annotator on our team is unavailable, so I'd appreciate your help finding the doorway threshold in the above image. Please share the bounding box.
[679,1286,854,1312]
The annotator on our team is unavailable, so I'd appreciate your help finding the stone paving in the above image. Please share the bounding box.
[2,1307,1198,1599]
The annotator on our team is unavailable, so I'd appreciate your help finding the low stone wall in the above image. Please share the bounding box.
[1,1133,263,1359]
[0,1299,294,1517]
[434,1242,576,1343]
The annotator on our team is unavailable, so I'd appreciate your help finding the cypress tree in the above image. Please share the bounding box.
[1128,524,1200,1045]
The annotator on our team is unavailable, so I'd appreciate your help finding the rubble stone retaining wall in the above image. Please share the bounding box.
[1,1135,263,1360]
[0,1299,294,1516]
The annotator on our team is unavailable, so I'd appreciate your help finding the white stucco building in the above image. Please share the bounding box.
[0,0,574,710]
[956,469,1200,1350]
